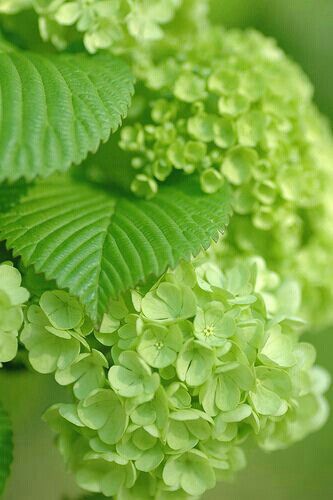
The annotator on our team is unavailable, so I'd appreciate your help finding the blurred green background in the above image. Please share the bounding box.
[1,1,333,499]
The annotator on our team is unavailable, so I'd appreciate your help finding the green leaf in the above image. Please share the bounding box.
[0,401,13,495]
[0,46,134,182]
[0,176,231,320]
[0,182,28,213]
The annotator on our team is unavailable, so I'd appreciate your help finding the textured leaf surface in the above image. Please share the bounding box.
[0,402,13,495]
[0,176,231,320]
[0,182,28,212]
[0,47,134,182]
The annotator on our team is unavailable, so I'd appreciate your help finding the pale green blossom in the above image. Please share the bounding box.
[43,256,330,499]
[0,262,29,366]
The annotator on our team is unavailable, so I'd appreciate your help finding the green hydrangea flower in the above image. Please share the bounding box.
[21,290,92,373]
[120,28,330,210]
[43,256,330,499]
[113,25,333,328]
[55,349,108,399]
[78,388,128,445]
[32,0,183,52]
[4,0,332,329]
[0,262,29,366]
[163,449,216,496]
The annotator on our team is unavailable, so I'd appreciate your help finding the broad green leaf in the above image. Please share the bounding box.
[0,176,231,320]
[0,46,134,181]
[0,182,28,213]
[0,401,13,495]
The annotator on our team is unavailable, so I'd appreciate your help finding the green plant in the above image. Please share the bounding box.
[0,1,332,499]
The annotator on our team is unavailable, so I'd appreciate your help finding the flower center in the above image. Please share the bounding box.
[155,341,164,350]
[203,325,215,337]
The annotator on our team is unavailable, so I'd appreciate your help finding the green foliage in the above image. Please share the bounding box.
[41,256,330,499]
[0,2,332,498]
[0,175,231,320]
[0,262,29,366]
[0,44,134,182]
[0,182,28,212]
[0,401,13,495]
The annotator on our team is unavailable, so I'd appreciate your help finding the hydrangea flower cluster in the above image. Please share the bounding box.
[0,262,29,366]
[1,0,332,329]
[33,257,330,499]
[21,290,96,374]
[121,29,331,206]
[28,0,182,53]
[116,27,333,327]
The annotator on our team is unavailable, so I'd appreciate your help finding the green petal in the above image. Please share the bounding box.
[167,420,197,450]
[0,330,18,363]
[176,340,214,387]
[40,290,84,330]
[142,283,196,322]
[78,389,127,444]
[215,375,240,412]
[108,365,143,397]
[135,444,164,472]
[200,168,224,194]
[259,328,296,367]
[219,404,252,423]
[174,72,207,103]
[138,324,182,368]
[221,146,258,185]
[250,384,285,416]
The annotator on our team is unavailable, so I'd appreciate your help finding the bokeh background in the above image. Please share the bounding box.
[1,1,332,498]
